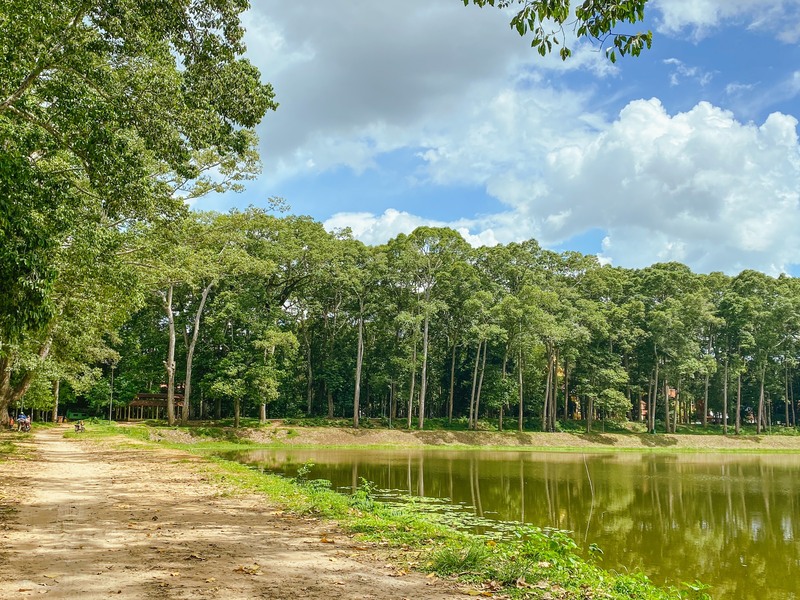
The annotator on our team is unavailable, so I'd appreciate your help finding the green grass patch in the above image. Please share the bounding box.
[0,439,14,460]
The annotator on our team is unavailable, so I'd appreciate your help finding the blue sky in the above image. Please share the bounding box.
[192,1,800,275]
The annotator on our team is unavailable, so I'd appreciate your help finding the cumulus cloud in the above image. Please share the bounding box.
[509,100,800,273]
[235,3,800,275]
[651,0,800,42]
[324,209,501,247]
[329,100,800,275]
[242,1,619,185]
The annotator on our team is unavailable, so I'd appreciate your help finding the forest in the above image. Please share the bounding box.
[1,0,794,437]
[3,205,799,435]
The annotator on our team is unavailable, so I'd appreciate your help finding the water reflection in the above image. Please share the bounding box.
[220,448,800,600]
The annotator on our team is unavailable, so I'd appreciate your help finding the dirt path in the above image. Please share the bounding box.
[0,427,462,600]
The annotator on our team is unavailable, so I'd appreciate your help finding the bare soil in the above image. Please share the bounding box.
[169,422,800,451]
[0,426,463,600]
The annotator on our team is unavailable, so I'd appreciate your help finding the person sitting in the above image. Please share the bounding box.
[16,414,28,431]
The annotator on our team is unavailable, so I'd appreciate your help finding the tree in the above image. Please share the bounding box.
[402,228,471,429]
[0,215,141,423]
[0,0,276,348]
[464,0,651,62]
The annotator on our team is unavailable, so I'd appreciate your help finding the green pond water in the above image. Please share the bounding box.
[218,448,800,599]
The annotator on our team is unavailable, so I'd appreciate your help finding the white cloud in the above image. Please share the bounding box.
[242,2,619,185]
[235,2,800,275]
[663,58,713,87]
[651,0,800,43]
[324,209,445,246]
[523,100,800,274]
[330,100,800,275]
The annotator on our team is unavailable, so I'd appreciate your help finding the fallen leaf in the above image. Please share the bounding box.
[462,590,492,597]
[186,553,206,561]
[234,564,262,575]
[516,577,534,589]
[205,578,216,583]
[320,536,335,544]
[170,572,180,577]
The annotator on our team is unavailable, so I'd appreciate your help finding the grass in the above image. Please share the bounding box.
[0,439,14,461]
[73,422,709,599]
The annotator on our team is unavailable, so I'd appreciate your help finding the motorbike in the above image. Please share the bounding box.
[74,421,85,433]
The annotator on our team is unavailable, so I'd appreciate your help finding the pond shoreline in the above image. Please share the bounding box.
[150,423,800,452]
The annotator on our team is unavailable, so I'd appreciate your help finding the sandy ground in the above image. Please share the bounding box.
[0,426,464,600]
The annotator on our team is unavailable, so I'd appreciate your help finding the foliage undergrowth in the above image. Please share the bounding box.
[81,423,708,600]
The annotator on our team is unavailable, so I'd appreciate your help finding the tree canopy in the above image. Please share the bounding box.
[0,0,276,342]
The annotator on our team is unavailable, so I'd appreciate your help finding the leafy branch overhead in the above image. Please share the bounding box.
[464,0,652,62]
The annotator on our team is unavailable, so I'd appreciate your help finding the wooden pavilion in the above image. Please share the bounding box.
[127,386,185,421]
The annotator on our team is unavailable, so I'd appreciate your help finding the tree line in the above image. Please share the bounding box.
[5,207,800,434]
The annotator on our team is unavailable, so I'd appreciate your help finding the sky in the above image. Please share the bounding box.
[191,1,800,276]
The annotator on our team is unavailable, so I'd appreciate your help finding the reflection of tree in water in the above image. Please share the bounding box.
[232,449,800,600]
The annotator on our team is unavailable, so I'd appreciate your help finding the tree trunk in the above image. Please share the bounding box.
[723,356,729,435]
[468,340,482,429]
[785,365,790,427]
[550,349,559,432]
[51,379,60,423]
[234,397,240,428]
[418,307,430,430]
[735,372,742,435]
[390,381,397,422]
[473,341,488,430]
[327,385,334,419]
[663,378,670,434]
[182,282,212,424]
[305,331,313,415]
[448,342,456,424]
[260,403,266,423]
[757,365,766,434]
[673,377,680,432]
[215,397,221,420]
[702,370,709,428]
[353,308,364,429]
[0,339,53,425]
[518,349,524,432]
[541,348,553,432]
[652,357,660,434]
[586,395,593,433]
[563,356,570,422]
[407,341,417,429]
[163,284,177,426]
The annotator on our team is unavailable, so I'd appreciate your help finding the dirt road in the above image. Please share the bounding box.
[0,427,461,599]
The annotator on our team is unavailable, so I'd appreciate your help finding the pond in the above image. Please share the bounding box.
[218,447,800,599]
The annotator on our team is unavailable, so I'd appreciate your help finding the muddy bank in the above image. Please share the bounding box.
[152,423,800,452]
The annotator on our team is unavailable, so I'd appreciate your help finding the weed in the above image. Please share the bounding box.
[431,541,491,575]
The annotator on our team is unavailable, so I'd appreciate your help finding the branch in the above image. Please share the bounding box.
[0,7,87,112]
